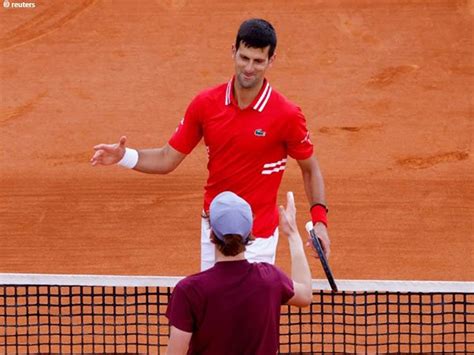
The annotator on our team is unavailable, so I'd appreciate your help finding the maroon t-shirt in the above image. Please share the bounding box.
[166,260,295,355]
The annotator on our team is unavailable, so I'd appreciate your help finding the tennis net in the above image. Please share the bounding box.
[1,274,473,354]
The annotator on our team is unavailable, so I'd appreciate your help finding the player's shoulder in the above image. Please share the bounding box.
[177,269,205,285]
[192,81,228,103]
[269,86,302,115]
[252,262,287,282]
[176,265,219,286]
[174,270,208,296]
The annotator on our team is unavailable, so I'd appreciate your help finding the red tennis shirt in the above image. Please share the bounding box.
[169,77,313,237]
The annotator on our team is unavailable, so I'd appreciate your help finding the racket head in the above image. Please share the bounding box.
[305,222,338,292]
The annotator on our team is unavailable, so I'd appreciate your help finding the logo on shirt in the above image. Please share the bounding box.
[300,131,312,145]
[254,129,266,137]
[175,117,184,132]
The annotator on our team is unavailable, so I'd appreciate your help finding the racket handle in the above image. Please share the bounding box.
[305,222,339,292]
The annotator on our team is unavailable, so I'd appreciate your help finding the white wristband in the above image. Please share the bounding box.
[118,148,139,169]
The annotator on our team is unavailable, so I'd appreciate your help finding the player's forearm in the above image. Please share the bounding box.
[301,157,326,206]
[288,232,312,294]
[133,146,183,174]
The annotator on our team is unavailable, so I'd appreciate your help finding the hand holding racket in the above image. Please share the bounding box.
[305,221,338,292]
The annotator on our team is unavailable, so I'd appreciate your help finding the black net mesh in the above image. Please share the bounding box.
[1,284,473,354]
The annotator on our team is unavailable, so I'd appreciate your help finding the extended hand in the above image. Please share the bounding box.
[278,191,298,236]
[91,136,127,166]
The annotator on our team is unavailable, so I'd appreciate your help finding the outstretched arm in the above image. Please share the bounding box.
[297,155,331,258]
[279,192,312,307]
[91,136,186,174]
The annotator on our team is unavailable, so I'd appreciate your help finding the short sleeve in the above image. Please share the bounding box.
[285,107,314,160]
[168,95,203,154]
[165,282,194,332]
[274,267,295,304]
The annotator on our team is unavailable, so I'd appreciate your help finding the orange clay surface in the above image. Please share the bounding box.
[0,0,472,281]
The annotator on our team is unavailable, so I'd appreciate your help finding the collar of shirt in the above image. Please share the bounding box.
[225,76,273,112]
[213,259,250,269]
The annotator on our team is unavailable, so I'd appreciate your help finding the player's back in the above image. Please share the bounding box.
[179,259,294,354]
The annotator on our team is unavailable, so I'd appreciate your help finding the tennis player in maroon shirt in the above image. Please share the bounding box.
[91,18,330,269]
[165,191,312,354]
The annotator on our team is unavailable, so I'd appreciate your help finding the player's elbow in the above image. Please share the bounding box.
[159,164,177,174]
[288,294,312,308]
[162,158,185,174]
[287,283,313,307]
[159,145,186,174]
[300,287,313,307]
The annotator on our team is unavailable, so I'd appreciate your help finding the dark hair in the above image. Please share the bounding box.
[210,232,254,257]
[235,18,277,58]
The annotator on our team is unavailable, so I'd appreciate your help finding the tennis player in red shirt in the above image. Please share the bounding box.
[165,191,312,355]
[91,18,330,270]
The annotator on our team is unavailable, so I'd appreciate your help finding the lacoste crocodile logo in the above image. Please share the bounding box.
[254,129,266,137]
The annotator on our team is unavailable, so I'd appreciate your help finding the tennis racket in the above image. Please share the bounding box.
[305,221,338,292]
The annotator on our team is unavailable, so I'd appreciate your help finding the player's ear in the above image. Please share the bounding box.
[268,53,276,67]
[231,44,237,59]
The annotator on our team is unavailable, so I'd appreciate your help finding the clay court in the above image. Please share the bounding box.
[0,0,472,282]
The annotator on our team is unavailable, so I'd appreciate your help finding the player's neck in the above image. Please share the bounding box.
[215,249,246,262]
[233,80,264,110]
